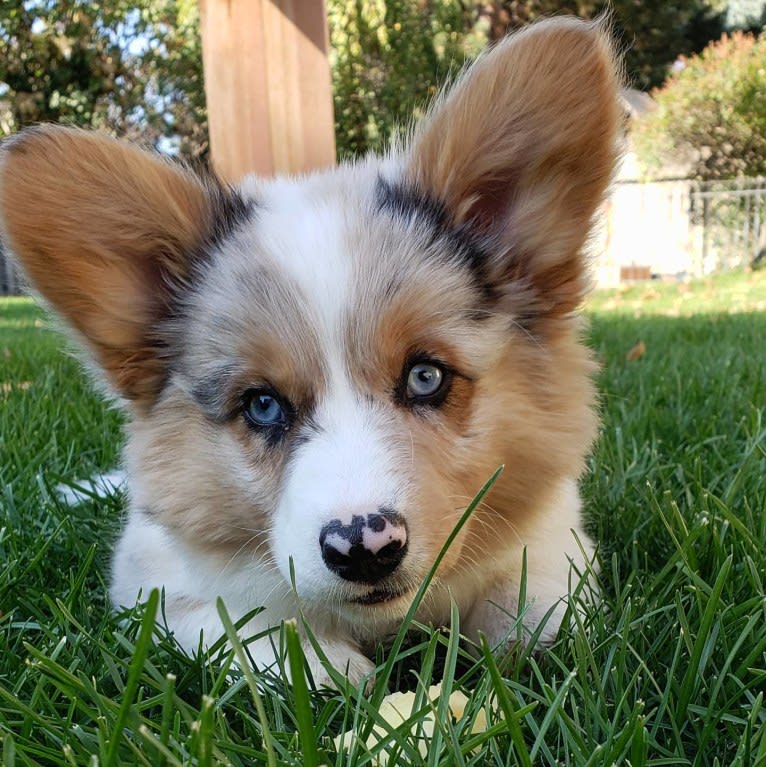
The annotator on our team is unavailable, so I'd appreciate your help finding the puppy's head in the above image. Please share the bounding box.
[0,19,621,626]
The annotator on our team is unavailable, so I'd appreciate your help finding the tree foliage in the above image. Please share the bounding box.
[468,1,726,90]
[633,31,766,180]
[0,0,206,157]
[0,0,736,162]
[328,0,486,160]
[327,0,728,158]
[606,0,727,90]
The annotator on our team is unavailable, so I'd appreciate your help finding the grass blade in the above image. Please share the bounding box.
[284,619,320,767]
[103,588,159,767]
[216,598,278,767]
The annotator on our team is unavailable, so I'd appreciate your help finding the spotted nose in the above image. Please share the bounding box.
[319,509,408,584]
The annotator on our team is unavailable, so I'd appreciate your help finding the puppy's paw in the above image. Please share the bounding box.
[304,637,375,689]
[466,592,565,651]
[464,568,598,652]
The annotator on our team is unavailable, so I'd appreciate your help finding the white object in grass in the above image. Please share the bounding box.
[334,684,488,762]
[56,469,127,506]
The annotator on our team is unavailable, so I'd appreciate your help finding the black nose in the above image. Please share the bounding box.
[319,509,408,584]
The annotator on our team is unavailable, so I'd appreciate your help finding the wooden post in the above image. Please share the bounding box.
[198,0,336,183]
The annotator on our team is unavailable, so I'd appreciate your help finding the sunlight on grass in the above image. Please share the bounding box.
[587,267,766,317]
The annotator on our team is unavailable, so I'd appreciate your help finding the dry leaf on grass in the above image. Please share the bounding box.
[626,341,646,361]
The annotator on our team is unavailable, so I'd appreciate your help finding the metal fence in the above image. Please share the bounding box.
[689,177,766,274]
[0,244,24,295]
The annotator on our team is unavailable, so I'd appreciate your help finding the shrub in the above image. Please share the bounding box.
[633,31,766,180]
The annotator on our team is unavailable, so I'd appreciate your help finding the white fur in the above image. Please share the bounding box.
[462,479,595,648]
[56,469,127,506]
[112,505,379,681]
[272,400,402,602]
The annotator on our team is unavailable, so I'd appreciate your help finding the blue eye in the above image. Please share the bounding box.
[406,362,444,399]
[243,390,287,428]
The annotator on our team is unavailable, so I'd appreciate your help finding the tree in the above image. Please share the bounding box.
[1,0,735,163]
[328,0,485,160]
[608,0,727,90]
[327,0,729,159]
[0,0,206,158]
[474,0,727,90]
[473,0,597,41]
[632,31,766,180]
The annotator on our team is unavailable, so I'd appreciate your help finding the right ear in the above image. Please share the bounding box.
[0,125,250,409]
[403,17,622,323]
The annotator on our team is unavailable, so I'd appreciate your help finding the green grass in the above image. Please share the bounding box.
[1,271,765,766]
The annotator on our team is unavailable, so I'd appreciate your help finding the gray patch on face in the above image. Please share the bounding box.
[187,363,242,422]
[168,246,328,422]
[374,175,497,304]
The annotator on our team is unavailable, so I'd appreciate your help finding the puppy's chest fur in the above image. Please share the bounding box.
[1,17,622,685]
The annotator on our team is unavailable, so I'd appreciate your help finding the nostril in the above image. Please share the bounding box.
[319,510,408,584]
[367,514,387,533]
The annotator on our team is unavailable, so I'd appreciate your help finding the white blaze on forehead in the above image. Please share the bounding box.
[238,157,407,373]
[242,174,355,369]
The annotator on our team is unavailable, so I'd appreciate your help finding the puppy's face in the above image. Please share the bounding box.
[131,168,597,616]
[0,19,621,624]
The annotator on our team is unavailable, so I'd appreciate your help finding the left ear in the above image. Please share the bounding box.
[0,125,249,408]
[404,17,623,320]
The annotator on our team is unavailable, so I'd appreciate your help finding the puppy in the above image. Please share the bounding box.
[0,17,621,685]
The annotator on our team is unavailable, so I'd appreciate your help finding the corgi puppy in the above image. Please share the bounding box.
[0,18,621,685]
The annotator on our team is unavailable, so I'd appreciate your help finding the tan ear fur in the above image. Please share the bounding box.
[0,125,232,406]
[406,17,623,318]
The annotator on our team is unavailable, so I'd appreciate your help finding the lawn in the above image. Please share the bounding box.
[1,271,765,766]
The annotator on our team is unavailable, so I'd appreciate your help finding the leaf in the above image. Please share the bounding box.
[626,340,646,361]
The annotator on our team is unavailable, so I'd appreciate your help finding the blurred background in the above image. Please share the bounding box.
[1,0,765,293]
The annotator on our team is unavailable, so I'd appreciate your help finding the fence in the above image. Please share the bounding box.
[0,244,24,295]
[690,177,766,274]
[594,176,766,286]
